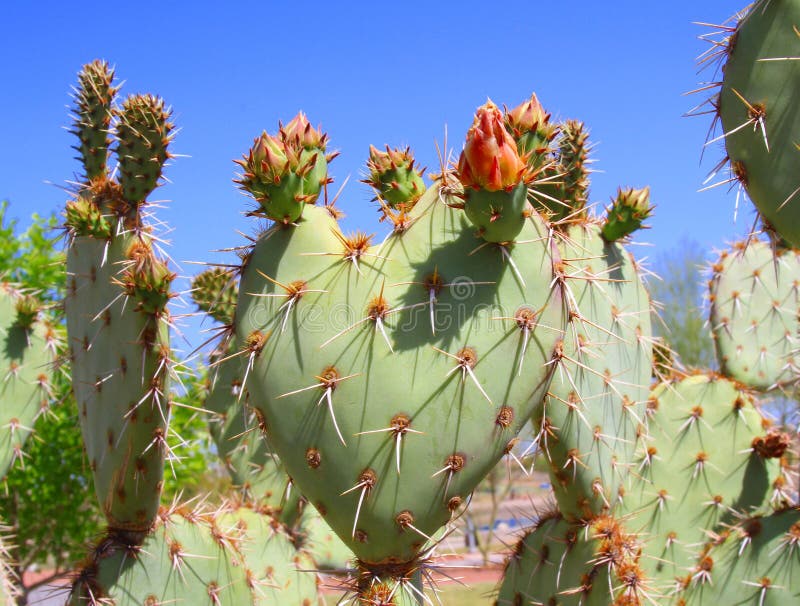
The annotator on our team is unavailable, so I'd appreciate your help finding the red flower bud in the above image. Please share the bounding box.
[457,100,527,191]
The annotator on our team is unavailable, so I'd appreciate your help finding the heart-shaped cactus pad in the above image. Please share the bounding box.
[235,177,565,569]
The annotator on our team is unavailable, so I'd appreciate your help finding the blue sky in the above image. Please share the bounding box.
[1,1,751,350]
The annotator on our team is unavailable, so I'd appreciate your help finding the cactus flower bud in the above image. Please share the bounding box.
[506,94,550,138]
[363,145,427,210]
[281,112,329,151]
[458,100,527,192]
[458,101,531,242]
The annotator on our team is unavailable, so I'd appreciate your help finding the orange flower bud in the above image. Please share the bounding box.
[457,100,526,191]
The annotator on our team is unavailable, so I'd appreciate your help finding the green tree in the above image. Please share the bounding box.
[649,238,716,370]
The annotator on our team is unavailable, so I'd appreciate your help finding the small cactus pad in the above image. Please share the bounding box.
[219,506,320,605]
[621,373,786,586]
[65,229,173,531]
[719,0,800,246]
[709,239,800,391]
[600,187,653,242]
[115,94,174,205]
[536,221,652,520]
[68,508,252,606]
[495,513,649,605]
[70,60,118,182]
[680,507,800,605]
[235,176,564,568]
[0,284,56,480]
[525,119,591,224]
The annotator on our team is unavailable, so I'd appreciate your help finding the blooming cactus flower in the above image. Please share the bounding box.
[457,100,527,191]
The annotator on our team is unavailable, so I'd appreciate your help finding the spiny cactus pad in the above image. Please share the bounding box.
[219,506,320,605]
[621,373,786,587]
[495,513,648,605]
[68,508,252,606]
[65,231,172,531]
[680,507,800,605]
[191,268,237,326]
[206,356,297,519]
[0,284,56,480]
[69,60,118,182]
[709,239,800,392]
[235,177,565,570]
[115,94,174,205]
[536,221,652,520]
[719,0,800,246]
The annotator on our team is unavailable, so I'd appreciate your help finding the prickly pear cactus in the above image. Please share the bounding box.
[63,61,175,532]
[680,507,800,605]
[717,0,800,247]
[219,505,320,605]
[0,285,56,480]
[622,373,788,591]
[68,507,252,606]
[495,512,648,605]
[709,239,800,391]
[205,355,300,521]
[234,102,565,593]
[537,212,653,520]
[507,94,656,520]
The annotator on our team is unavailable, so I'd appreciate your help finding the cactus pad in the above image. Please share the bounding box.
[680,507,800,605]
[68,508,252,606]
[709,239,800,392]
[235,175,564,571]
[536,221,652,520]
[719,0,800,246]
[219,505,320,605]
[0,284,56,480]
[495,512,649,605]
[621,373,786,586]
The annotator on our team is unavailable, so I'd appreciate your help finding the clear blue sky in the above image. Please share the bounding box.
[1,1,751,350]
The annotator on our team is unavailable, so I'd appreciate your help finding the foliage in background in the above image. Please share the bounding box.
[0,201,64,302]
[649,238,716,369]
